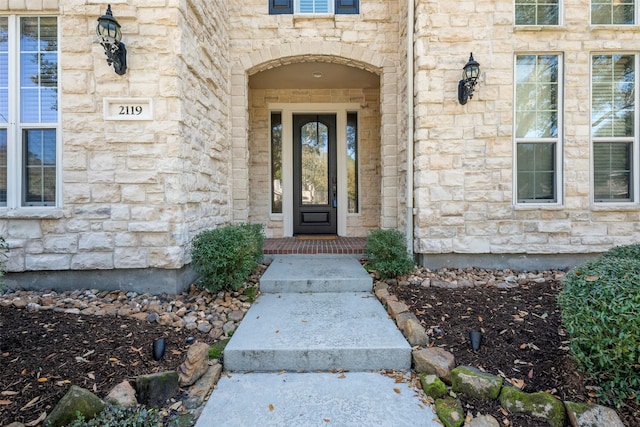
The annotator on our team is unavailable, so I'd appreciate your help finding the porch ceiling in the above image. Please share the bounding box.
[249,62,380,89]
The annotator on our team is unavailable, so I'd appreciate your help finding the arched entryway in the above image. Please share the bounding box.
[230,43,400,238]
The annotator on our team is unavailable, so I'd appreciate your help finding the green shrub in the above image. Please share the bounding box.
[68,405,160,427]
[191,223,264,292]
[558,256,640,407]
[364,229,414,279]
[602,243,640,261]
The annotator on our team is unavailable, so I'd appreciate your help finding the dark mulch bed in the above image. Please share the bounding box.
[0,307,213,426]
[389,278,639,427]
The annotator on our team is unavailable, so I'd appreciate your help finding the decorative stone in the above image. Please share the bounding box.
[105,380,137,407]
[564,401,625,427]
[178,342,211,387]
[451,366,503,400]
[184,363,223,409]
[412,347,456,384]
[44,385,105,427]
[386,300,409,317]
[434,396,464,427]
[499,386,566,427]
[135,371,179,409]
[466,414,500,427]
[420,373,448,399]
[395,312,429,346]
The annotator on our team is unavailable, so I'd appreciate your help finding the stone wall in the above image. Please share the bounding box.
[228,1,402,233]
[1,0,230,282]
[413,0,640,257]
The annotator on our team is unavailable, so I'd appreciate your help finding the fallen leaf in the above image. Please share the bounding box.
[25,412,46,426]
[0,400,11,405]
[169,401,183,411]
[585,275,599,282]
[171,350,182,355]
[20,396,40,411]
[268,404,274,411]
[528,369,534,379]
[1,391,18,396]
[509,378,525,389]
[393,388,401,394]
[338,374,346,379]
[499,407,509,416]
[130,346,142,354]
[478,316,483,322]
[87,373,95,380]
[323,419,330,423]
[55,380,71,386]
[519,343,527,350]
[109,358,119,362]
[37,377,48,383]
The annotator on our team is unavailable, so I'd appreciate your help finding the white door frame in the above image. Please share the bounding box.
[270,103,360,237]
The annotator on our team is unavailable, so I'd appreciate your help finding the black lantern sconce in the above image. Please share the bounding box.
[457,53,480,105]
[96,5,127,75]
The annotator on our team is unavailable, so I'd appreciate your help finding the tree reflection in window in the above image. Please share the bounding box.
[347,112,358,213]
[300,120,328,205]
[271,112,283,213]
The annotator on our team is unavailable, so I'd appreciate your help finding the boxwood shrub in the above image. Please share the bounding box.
[191,223,264,293]
[558,255,640,407]
[365,229,414,279]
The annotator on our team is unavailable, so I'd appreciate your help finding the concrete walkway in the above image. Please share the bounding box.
[195,255,442,427]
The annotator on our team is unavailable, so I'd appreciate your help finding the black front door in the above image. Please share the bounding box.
[293,114,337,235]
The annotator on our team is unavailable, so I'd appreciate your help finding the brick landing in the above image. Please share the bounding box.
[263,237,366,255]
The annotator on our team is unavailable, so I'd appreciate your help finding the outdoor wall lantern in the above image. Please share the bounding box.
[96,5,127,75]
[457,53,480,105]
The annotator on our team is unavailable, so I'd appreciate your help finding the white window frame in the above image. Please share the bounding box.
[590,53,640,205]
[1,15,61,212]
[513,53,564,206]
[514,0,562,26]
[295,0,334,15]
[590,0,637,25]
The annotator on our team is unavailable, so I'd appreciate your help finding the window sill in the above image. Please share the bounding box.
[514,25,566,31]
[590,202,639,210]
[0,208,64,219]
[514,203,563,210]
[590,24,639,31]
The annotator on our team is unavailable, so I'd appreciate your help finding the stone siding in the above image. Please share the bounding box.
[413,0,640,255]
[1,0,229,274]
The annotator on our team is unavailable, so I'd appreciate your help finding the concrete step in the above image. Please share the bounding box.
[194,371,442,427]
[259,255,372,293]
[223,292,411,372]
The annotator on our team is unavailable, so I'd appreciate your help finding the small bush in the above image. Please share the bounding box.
[364,229,414,279]
[68,405,160,427]
[602,243,640,261]
[558,256,640,407]
[191,223,264,293]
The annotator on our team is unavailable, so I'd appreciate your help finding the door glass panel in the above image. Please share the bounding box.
[300,120,328,205]
[347,112,358,213]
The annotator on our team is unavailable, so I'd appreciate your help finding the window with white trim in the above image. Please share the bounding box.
[269,0,359,14]
[591,0,635,24]
[515,54,562,203]
[0,15,59,208]
[591,54,636,202]
[515,0,560,25]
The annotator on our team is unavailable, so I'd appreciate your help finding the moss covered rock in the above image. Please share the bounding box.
[420,373,448,399]
[44,385,105,427]
[434,396,464,427]
[451,365,502,400]
[499,386,566,427]
[564,401,624,427]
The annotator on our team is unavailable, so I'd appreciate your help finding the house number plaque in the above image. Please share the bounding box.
[104,98,154,121]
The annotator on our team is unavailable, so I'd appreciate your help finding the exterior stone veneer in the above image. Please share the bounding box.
[1,0,640,293]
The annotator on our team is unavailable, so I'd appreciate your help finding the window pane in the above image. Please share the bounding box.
[347,112,358,213]
[300,121,328,205]
[297,0,330,13]
[517,143,556,201]
[271,112,282,214]
[591,55,634,138]
[20,17,58,124]
[592,0,635,24]
[0,17,7,124]
[515,55,559,138]
[0,129,6,205]
[594,142,632,201]
[515,0,558,24]
[23,129,56,206]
